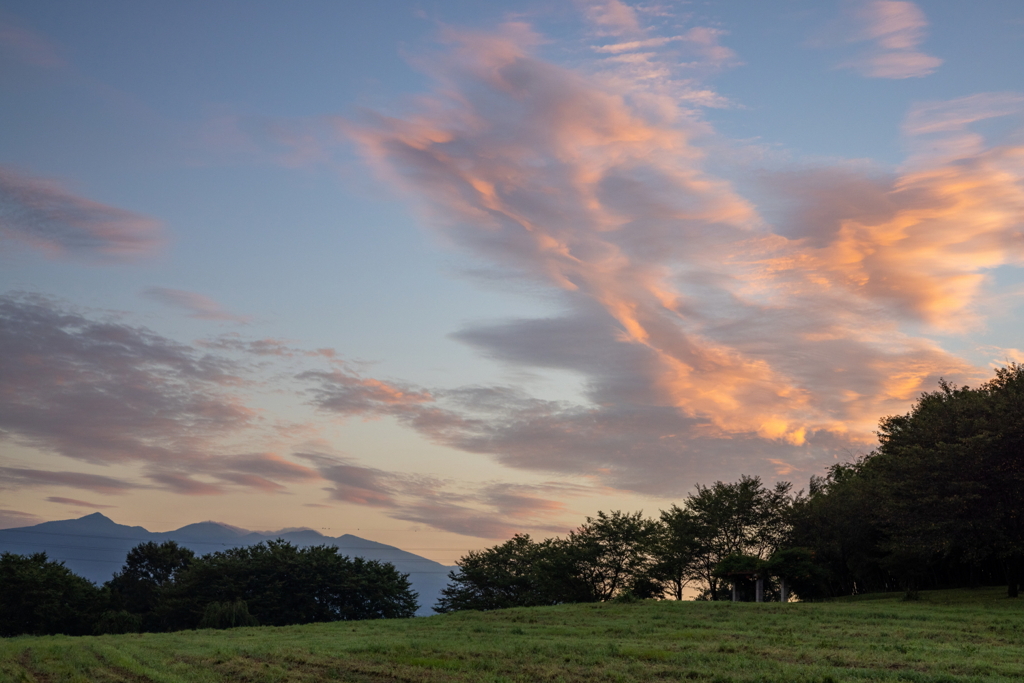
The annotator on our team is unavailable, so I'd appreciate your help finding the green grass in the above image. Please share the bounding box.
[3,587,1023,682]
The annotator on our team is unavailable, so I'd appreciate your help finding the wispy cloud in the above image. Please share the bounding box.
[0,293,578,537]
[0,21,64,69]
[901,92,1024,165]
[0,294,314,496]
[0,167,163,261]
[338,25,1022,494]
[578,0,642,37]
[837,0,942,79]
[298,452,587,538]
[0,509,44,529]
[0,467,143,495]
[143,287,251,323]
[581,3,740,113]
[46,496,116,509]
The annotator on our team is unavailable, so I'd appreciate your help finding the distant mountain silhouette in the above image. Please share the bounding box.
[0,513,455,616]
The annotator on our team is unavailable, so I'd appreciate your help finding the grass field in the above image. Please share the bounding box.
[3,587,1023,682]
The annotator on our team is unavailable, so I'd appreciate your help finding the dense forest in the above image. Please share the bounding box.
[0,540,418,637]
[437,364,1024,610]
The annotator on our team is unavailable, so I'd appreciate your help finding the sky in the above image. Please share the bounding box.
[2,0,1023,565]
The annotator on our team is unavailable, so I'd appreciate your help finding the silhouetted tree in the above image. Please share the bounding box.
[651,505,700,600]
[107,540,194,630]
[686,476,794,600]
[0,552,104,636]
[565,510,660,601]
[434,534,590,612]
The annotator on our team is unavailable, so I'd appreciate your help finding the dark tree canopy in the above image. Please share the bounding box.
[2,539,418,637]
[791,364,1024,598]
[107,540,194,630]
[164,540,418,629]
[0,552,103,637]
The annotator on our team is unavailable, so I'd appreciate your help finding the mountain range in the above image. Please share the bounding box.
[0,513,455,616]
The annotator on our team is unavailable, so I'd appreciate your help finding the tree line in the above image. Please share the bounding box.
[1,540,418,637]
[438,364,1024,610]
[5,364,1022,633]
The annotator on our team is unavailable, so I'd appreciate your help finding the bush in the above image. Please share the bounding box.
[94,610,142,635]
[198,600,259,629]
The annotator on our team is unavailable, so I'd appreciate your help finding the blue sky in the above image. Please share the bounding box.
[2,0,1023,563]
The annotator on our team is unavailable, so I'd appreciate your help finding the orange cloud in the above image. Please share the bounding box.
[345,24,1009,482]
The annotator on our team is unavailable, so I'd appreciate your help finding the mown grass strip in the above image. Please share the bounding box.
[2,587,1023,682]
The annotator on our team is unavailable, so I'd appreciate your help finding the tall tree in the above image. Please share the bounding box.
[565,510,660,601]
[107,541,194,630]
[871,365,1024,596]
[652,505,700,600]
[434,534,590,612]
[685,476,794,599]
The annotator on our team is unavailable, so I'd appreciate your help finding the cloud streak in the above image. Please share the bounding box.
[143,287,251,323]
[0,167,163,261]
[838,0,942,79]
[298,452,587,538]
[0,294,317,496]
[46,496,117,509]
[0,294,575,537]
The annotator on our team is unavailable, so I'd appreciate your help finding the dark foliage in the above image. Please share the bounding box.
[791,364,1024,598]
[198,600,259,629]
[107,540,194,631]
[435,535,580,612]
[0,552,104,637]
[1,539,417,637]
[163,540,418,629]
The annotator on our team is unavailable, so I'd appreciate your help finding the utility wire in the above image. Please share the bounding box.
[0,527,471,553]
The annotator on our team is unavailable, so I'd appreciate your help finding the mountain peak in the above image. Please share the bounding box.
[167,521,248,539]
[77,512,116,524]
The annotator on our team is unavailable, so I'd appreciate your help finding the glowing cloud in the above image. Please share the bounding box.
[341,24,1016,492]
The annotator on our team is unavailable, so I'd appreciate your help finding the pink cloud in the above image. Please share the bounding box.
[579,0,641,36]
[838,1,942,79]
[146,472,225,496]
[0,295,320,497]
[0,509,44,529]
[299,369,432,416]
[297,452,587,538]
[0,166,163,261]
[143,287,250,323]
[0,22,64,69]
[0,467,142,495]
[336,25,1016,494]
[46,496,116,509]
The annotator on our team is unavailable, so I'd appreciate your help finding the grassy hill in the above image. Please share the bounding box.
[3,587,1023,682]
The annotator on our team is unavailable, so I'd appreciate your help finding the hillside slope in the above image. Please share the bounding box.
[2,588,1022,682]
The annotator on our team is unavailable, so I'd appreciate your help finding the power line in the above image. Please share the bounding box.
[3,553,451,574]
[0,539,455,564]
[0,527,472,553]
